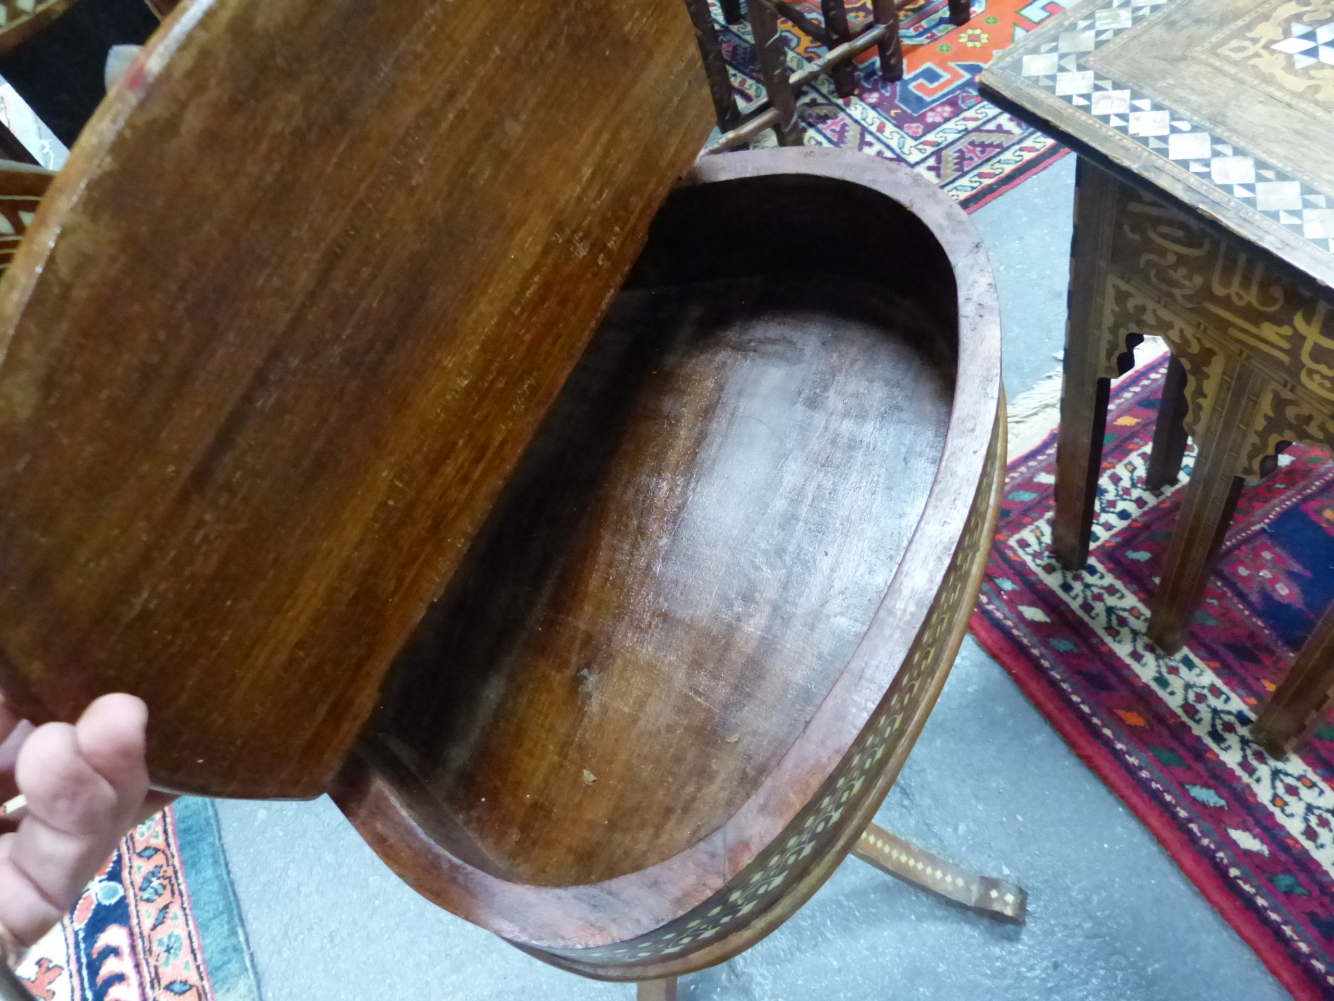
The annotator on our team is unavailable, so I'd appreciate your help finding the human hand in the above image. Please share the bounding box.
[0,693,171,966]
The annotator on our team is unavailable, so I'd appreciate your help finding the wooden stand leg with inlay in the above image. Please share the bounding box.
[633,821,1030,995]
[853,823,1028,923]
[982,0,1334,759]
[1053,159,1143,571]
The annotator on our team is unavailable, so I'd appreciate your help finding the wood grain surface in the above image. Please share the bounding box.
[373,276,953,887]
[333,148,1003,970]
[0,0,711,798]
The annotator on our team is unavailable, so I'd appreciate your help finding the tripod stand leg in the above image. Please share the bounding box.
[853,823,1027,923]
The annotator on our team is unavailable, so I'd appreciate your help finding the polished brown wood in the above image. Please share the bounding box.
[0,0,711,798]
[1027,155,1334,654]
[871,0,903,81]
[333,147,1004,979]
[820,0,856,98]
[369,279,953,889]
[1148,362,1256,652]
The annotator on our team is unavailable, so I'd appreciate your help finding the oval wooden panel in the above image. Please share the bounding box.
[0,0,711,797]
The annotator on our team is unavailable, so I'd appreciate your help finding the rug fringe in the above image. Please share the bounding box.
[1005,340,1170,464]
[1006,367,1064,463]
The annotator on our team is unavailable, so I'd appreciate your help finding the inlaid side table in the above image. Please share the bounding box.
[981,0,1334,754]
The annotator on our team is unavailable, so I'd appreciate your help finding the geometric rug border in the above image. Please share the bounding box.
[969,608,1322,1001]
[173,798,264,1001]
[960,142,1070,213]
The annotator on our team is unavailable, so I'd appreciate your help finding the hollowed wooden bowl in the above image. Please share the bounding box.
[333,148,1005,980]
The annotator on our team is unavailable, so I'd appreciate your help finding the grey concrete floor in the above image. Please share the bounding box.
[212,153,1291,1000]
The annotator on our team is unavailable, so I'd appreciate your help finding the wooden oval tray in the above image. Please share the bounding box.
[333,148,1005,980]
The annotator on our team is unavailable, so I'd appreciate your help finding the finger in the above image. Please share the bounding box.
[2,721,128,920]
[74,694,149,806]
[135,791,176,827]
[14,723,120,837]
[0,832,63,948]
[0,719,33,804]
[0,698,153,949]
[7,814,126,924]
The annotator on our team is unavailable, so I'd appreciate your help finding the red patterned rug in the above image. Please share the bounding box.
[3,799,258,1001]
[973,354,1334,1001]
[710,0,1074,209]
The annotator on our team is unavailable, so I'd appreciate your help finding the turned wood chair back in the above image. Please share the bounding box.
[686,0,971,150]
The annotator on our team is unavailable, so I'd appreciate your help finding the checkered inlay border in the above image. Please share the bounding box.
[1016,0,1334,256]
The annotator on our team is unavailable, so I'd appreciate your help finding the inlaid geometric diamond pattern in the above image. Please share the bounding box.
[1272,19,1334,69]
[1016,0,1334,256]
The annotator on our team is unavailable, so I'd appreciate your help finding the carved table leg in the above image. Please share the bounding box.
[869,0,903,81]
[1146,351,1189,491]
[1148,359,1268,654]
[853,823,1028,923]
[684,0,743,132]
[747,0,802,145]
[821,0,857,98]
[1054,158,1141,570]
[1254,602,1334,757]
[720,0,744,24]
[637,977,678,1000]
[948,0,972,26]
